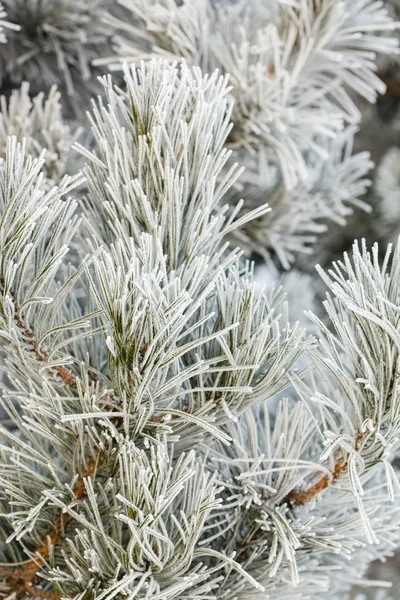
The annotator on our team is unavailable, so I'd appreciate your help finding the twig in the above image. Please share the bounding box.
[286,432,365,506]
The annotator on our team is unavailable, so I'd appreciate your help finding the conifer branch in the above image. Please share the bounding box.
[0,281,100,597]
[1,9,400,591]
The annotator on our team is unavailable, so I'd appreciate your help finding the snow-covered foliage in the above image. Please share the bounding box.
[0,3,399,600]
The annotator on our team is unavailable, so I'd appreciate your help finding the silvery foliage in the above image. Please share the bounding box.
[77,61,302,436]
[1,60,400,599]
[0,0,117,100]
[0,61,304,599]
[101,0,398,266]
[0,82,80,186]
[206,238,400,597]
[0,82,80,416]
[298,238,400,509]
[253,265,318,406]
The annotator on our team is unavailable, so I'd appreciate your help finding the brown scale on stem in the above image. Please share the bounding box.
[14,310,80,391]
[285,454,349,506]
[287,348,400,508]
[286,431,366,506]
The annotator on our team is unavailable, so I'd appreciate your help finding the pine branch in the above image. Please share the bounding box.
[0,453,97,597]
[287,304,400,507]
[0,282,102,596]
[0,455,96,597]
[0,280,203,596]
[99,0,398,266]
[286,241,400,515]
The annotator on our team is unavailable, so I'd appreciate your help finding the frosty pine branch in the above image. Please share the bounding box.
[101,0,399,266]
[0,62,298,598]
[0,57,400,600]
[0,1,399,598]
[0,83,80,186]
